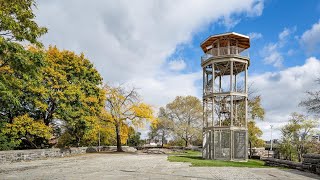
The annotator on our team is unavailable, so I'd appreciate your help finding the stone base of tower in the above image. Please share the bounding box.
[202,127,248,161]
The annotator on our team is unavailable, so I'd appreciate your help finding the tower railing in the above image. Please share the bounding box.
[201,46,249,62]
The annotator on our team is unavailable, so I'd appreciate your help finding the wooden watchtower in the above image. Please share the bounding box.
[201,32,250,161]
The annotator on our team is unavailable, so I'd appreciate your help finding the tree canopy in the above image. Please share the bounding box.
[279,112,319,162]
[164,96,202,147]
[104,85,156,151]
[0,0,47,46]
[0,45,106,149]
[300,79,320,114]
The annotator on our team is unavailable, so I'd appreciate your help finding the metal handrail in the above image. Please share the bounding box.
[201,46,249,62]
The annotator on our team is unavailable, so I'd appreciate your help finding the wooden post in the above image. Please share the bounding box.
[212,63,215,127]
[245,63,248,127]
[206,100,208,127]
[245,63,248,161]
[236,39,239,54]
[203,67,206,128]
[230,61,233,127]
[230,130,233,160]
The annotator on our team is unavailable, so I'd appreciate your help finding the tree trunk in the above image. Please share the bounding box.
[249,140,252,159]
[161,132,164,148]
[116,124,123,152]
[185,132,188,147]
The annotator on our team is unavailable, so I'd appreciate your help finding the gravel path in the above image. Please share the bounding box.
[0,153,319,180]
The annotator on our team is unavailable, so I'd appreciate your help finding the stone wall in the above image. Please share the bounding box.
[264,158,303,170]
[264,153,320,175]
[0,146,138,164]
[0,147,87,164]
[302,154,320,175]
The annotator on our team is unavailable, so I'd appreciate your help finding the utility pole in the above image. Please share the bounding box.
[98,118,101,152]
[98,130,101,152]
[270,125,273,151]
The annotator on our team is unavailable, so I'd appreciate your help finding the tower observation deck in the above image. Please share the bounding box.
[201,32,250,161]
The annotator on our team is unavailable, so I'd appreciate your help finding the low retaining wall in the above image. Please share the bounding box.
[264,158,303,170]
[87,146,137,153]
[0,147,87,164]
[264,153,320,175]
[0,146,137,164]
[302,154,320,175]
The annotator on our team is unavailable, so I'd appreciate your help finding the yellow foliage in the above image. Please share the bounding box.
[150,117,159,129]
[131,103,156,128]
[103,85,157,148]
[4,114,52,142]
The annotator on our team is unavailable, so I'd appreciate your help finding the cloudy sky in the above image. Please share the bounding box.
[34,0,320,140]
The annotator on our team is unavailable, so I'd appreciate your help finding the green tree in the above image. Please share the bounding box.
[279,113,319,162]
[149,107,173,147]
[165,96,202,147]
[0,122,17,150]
[127,127,141,146]
[0,0,47,46]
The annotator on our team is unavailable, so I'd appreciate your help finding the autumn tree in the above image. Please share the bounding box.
[104,85,155,151]
[247,95,265,158]
[279,113,319,162]
[165,96,202,147]
[0,45,106,149]
[0,0,49,149]
[0,0,47,46]
[39,46,106,146]
[0,41,47,149]
[2,114,51,149]
[0,0,107,149]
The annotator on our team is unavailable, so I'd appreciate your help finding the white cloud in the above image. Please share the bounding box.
[247,0,264,17]
[279,28,291,41]
[261,27,295,68]
[262,44,283,68]
[300,20,320,54]
[250,57,320,140]
[168,59,187,71]
[131,71,202,108]
[220,16,241,30]
[34,0,264,110]
[248,32,263,40]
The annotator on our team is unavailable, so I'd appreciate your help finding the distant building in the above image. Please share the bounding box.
[312,134,320,142]
[265,139,279,150]
[145,135,167,146]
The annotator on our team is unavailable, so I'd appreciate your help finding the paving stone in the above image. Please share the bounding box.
[0,153,319,179]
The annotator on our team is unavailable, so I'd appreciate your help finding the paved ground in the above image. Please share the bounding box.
[0,153,319,180]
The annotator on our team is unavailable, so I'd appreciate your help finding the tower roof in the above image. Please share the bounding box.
[200,32,250,53]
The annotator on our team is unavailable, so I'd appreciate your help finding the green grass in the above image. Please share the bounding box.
[167,150,267,168]
[168,150,202,156]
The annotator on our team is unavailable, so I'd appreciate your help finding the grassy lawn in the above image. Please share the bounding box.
[168,150,267,168]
